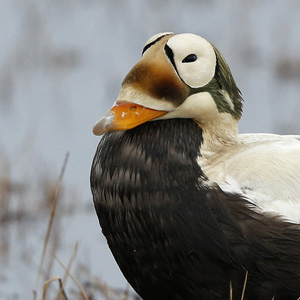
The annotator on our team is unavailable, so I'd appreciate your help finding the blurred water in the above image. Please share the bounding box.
[1,0,300,298]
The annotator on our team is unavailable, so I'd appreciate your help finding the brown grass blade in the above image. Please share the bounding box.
[55,241,79,300]
[55,254,89,300]
[42,276,63,300]
[240,270,248,300]
[79,264,114,300]
[34,153,69,297]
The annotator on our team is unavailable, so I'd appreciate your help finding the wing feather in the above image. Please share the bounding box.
[198,134,300,223]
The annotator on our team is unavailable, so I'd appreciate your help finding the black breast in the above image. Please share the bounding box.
[90,119,300,300]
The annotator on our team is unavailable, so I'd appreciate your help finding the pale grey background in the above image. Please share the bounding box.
[1,1,300,299]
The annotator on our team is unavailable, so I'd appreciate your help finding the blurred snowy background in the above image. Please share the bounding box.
[1,0,300,299]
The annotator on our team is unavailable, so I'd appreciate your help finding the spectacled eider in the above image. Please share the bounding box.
[90,32,300,300]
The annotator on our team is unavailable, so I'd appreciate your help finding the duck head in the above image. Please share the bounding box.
[93,32,243,136]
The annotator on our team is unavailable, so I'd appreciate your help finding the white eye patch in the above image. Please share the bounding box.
[166,33,216,88]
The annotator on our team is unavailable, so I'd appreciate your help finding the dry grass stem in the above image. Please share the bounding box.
[55,254,89,300]
[45,227,61,284]
[55,242,79,300]
[79,264,115,299]
[240,270,248,300]
[42,276,63,300]
[229,280,233,300]
[35,153,70,296]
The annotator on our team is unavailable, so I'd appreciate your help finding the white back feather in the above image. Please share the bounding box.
[198,133,300,224]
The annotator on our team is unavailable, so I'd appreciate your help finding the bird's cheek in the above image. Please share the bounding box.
[161,92,218,120]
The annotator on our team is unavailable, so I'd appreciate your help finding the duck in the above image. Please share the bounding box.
[90,32,300,300]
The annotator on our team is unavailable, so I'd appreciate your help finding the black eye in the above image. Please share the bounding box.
[182,54,197,63]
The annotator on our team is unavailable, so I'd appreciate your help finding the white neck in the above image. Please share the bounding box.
[197,112,239,153]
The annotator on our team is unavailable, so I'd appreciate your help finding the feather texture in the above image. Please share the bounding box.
[91,119,300,300]
[91,32,300,300]
[198,133,300,223]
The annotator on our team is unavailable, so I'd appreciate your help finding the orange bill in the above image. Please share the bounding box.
[93,103,167,135]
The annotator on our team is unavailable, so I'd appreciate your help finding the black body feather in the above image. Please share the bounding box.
[91,119,300,300]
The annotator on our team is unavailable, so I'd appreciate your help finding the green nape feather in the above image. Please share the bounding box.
[213,44,243,119]
[191,44,243,120]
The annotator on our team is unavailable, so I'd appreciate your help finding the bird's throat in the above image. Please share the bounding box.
[91,119,205,209]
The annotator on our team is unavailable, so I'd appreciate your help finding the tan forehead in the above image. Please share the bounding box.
[142,34,174,59]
